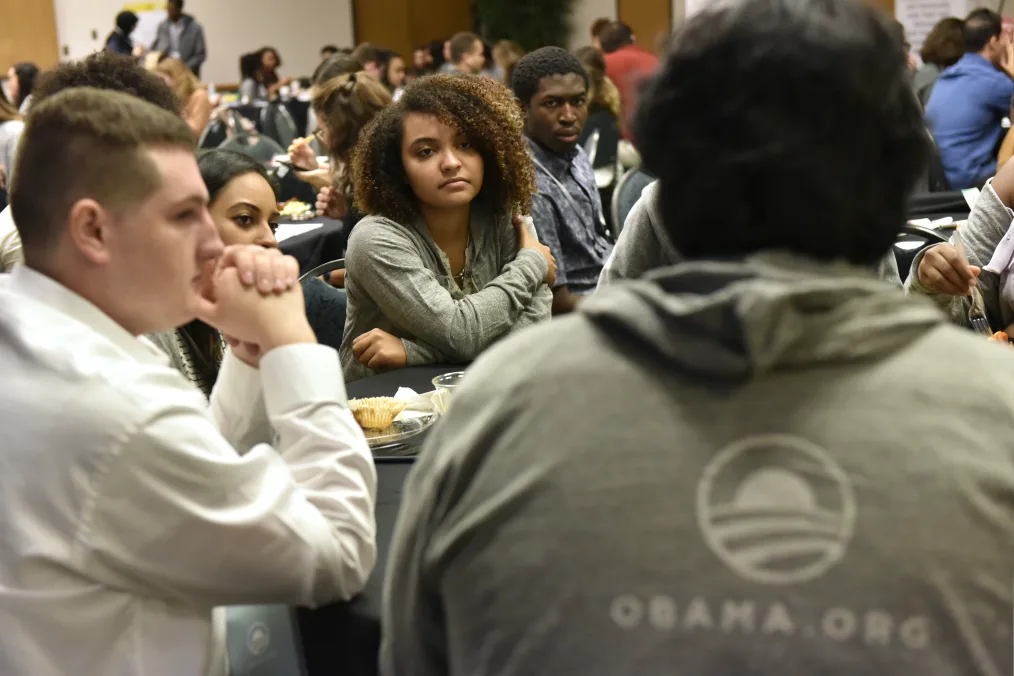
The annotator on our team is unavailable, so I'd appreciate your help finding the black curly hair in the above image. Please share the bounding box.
[352,74,536,224]
[510,46,589,106]
[31,52,180,115]
[633,0,928,267]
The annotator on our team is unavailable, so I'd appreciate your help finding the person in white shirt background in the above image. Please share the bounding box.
[0,86,376,676]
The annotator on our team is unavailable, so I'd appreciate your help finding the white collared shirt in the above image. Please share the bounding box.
[0,266,377,676]
[0,205,22,272]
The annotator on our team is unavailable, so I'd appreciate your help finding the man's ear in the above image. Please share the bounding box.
[66,198,113,266]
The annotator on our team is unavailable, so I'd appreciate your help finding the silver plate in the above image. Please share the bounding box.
[366,413,438,454]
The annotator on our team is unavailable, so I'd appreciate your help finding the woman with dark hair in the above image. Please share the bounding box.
[239,47,291,101]
[914,17,965,106]
[340,74,555,380]
[6,62,38,113]
[150,149,351,388]
[492,40,524,85]
[149,150,282,394]
[378,49,407,100]
[105,11,141,57]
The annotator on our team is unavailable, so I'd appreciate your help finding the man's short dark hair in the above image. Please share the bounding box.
[116,11,139,34]
[311,54,363,86]
[633,0,927,267]
[11,89,195,262]
[351,42,380,66]
[449,32,481,64]
[599,22,634,53]
[963,8,1002,53]
[510,47,589,106]
[31,52,180,115]
[168,0,183,9]
[591,17,612,39]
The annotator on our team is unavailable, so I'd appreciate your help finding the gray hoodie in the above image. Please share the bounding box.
[599,181,903,285]
[383,252,1014,676]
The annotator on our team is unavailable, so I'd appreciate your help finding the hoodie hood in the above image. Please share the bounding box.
[581,252,943,383]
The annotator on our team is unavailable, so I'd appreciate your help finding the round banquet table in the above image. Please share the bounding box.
[296,364,467,676]
[277,217,345,277]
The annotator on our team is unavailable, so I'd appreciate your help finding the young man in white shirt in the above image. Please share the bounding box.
[0,88,376,676]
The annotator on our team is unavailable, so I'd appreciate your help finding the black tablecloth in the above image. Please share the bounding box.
[297,365,465,676]
[278,218,345,276]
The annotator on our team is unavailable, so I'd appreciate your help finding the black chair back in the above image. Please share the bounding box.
[218,134,287,164]
[611,168,655,237]
[261,103,299,149]
[198,118,229,149]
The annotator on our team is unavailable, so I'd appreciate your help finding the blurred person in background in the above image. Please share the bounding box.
[156,57,212,136]
[307,72,392,281]
[351,43,384,80]
[105,11,145,58]
[151,0,206,77]
[575,45,622,170]
[411,45,436,81]
[446,32,486,75]
[0,93,23,192]
[238,52,267,101]
[914,17,966,106]
[891,19,919,72]
[492,40,525,86]
[243,47,291,100]
[378,49,407,100]
[321,44,340,60]
[926,8,1014,189]
[590,17,611,51]
[6,62,38,114]
[341,74,553,380]
[382,2,1014,675]
[600,21,659,140]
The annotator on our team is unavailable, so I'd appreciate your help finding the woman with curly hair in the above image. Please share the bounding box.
[341,74,556,380]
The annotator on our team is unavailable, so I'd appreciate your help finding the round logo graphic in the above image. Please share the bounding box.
[696,434,856,585]
[247,622,270,656]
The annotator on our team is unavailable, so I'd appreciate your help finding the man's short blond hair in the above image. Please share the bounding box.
[10,87,195,260]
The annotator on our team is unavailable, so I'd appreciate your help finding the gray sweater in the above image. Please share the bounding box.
[383,252,1014,676]
[340,207,552,381]
[599,180,903,286]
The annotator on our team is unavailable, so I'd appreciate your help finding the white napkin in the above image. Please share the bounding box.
[393,388,437,420]
[275,222,323,242]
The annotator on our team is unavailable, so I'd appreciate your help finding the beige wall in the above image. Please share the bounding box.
[52,0,354,84]
[570,0,617,48]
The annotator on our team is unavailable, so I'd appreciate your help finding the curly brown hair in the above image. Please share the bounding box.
[352,73,536,224]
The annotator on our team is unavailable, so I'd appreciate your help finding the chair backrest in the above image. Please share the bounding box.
[217,133,287,164]
[894,223,950,283]
[261,103,299,149]
[611,167,655,237]
[299,258,346,282]
[583,129,600,167]
[301,277,347,351]
[198,118,229,149]
[225,605,307,676]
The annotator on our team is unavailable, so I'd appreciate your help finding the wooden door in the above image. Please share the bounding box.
[618,0,672,54]
[0,0,59,72]
[352,0,474,63]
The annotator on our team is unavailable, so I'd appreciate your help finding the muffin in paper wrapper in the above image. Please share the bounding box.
[349,397,408,430]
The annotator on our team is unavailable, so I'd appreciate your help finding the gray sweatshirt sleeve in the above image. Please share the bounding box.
[598,182,678,286]
[346,220,548,363]
[905,182,1012,327]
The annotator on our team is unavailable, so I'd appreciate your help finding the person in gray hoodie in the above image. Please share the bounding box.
[380,0,1014,674]
[600,180,904,286]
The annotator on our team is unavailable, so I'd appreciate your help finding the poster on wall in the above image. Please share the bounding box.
[123,1,167,50]
[895,0,967,62]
